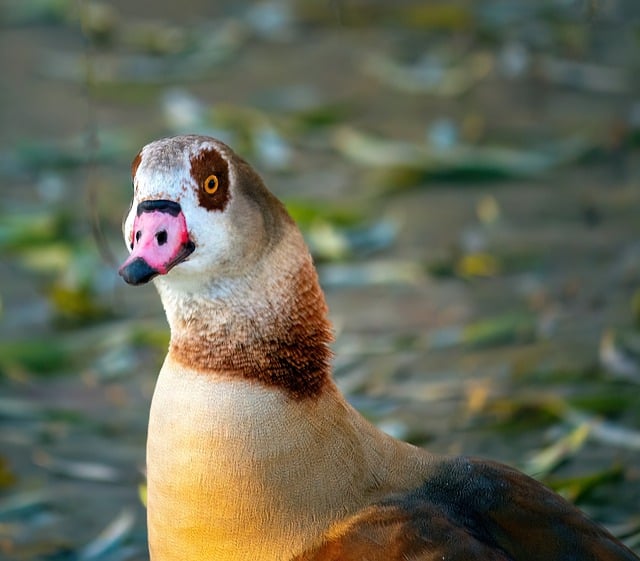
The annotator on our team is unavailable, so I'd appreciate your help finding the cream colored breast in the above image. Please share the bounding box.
[146,356,381,561]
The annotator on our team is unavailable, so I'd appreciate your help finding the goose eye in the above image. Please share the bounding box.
[203,174,219,195]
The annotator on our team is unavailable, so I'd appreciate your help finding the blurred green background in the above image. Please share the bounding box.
[1,0,640,558]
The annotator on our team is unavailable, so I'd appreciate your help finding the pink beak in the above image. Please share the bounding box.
[119,200,195,286]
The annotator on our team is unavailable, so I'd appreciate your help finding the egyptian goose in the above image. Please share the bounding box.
[119,135,639,561]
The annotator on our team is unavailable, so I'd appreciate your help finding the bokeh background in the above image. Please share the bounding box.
[1,0,640,558]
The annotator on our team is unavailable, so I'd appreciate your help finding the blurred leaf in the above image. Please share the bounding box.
[16,237,117,324]
[476,195,501,225]
[119,20,189,56]
[524,423,591,477]
[33,451,124,482]
[129,325,170,351]
[481,395,565,433]
[631,290,640,328]
[0,338,73,376]
[0,489,55,521]
[426,256,457,279]
[427,313,538,351]
[397,4,474,30]
[18,243,73,274]
[455,252,500,278]
[546,466,624,503]
[319,260,424,288]
[364,51,493,97]
[1,0,71,24]
[0,456,17,489]
[564,409,640,450]
[49,283,112,324]
[306,220,397,262]
[138,484,147,507]
[0,213,72,251]
[306,221,350,261]
[286,200,397,261]
[369,166,431,191]
[511,366,595,386]
[297,2,473,30]
[78,508,136,561]
[285,200,363,229]
[78,1,120,46]
[462,312,537,348]
[464,380,492,416]
[429,248,541,279]
[569,391,640,418]
[290,103,350,130]
[334,127,589,185]
[599,328,640,383]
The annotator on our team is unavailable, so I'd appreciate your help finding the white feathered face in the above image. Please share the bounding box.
[119,135,269,289]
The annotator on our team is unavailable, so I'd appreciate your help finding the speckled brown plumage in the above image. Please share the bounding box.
[169,253,334,400]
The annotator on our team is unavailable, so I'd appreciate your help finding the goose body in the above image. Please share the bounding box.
[119,135,639,561]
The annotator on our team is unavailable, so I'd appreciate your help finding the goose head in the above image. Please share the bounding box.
[119,135,288,294]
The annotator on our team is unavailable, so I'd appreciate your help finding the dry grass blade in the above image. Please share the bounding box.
[564,409,640,451]
[78,508,136,560]
[32,451,124,483]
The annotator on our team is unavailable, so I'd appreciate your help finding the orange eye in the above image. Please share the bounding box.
[203,174,219,194]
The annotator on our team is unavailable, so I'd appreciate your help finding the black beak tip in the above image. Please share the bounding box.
[119,257,159,286]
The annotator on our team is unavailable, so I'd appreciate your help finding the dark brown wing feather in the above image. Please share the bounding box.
[296,456,639,561]
[294,500,512,560]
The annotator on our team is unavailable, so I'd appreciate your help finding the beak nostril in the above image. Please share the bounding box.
[156,230,168,246]
[135,230,142,243]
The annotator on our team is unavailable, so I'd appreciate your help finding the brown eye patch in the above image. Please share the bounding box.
[189,147,230,212]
